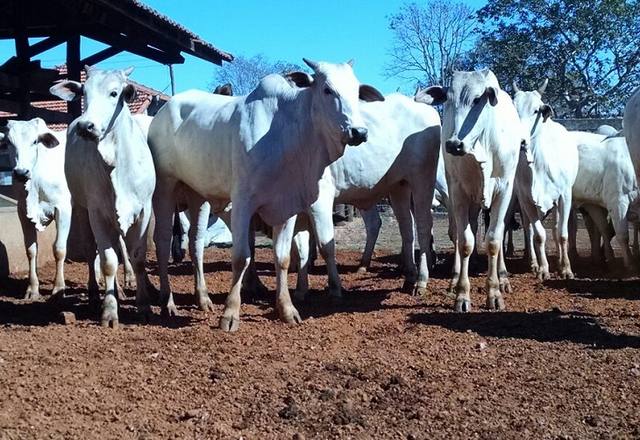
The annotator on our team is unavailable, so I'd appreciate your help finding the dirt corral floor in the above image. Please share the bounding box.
[1,215,640,439]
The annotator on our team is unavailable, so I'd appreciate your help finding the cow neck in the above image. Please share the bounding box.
[97,101,134,169]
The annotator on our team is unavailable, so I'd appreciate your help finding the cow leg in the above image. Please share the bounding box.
[452,198,473,312]
[521,207,539,274]
[153,179,178,316]
[411,182,435,296]
[583,205,614,264]
[220,205,252,332]
[124,205,153,323]
[272,216,302,324]
[292,229,310,301]
[557,195,574,279]
[51,205,71,300]
[633,224,640,258]
[118,235,136,290]
[310,192,342,299]
[17,205,39,300]
[357,207,382,273]
[389,184,417,292]
[187,196,214,312]
[611,204,634,271]
[89,212,120,328]
[568,208,579,261]
[486,193,510,311]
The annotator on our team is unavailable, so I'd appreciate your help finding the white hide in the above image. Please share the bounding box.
[147,60,383,331]
[293,93,441,298]
[51,67,156,328]
[416,69,522,312]
[570,131,639,269]
[1,119,70,299]
[513,87,578,279]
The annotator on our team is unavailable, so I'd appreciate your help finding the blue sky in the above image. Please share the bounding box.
[0,0,485,95]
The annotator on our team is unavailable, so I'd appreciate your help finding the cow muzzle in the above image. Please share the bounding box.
[77,120,102,142]
[445,139,466,156]
[13,168,30,182]
[345,127,368,146]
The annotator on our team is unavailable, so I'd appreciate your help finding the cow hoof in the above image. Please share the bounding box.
[455,297,471,313]
[161,303,178,318]
[116,285,128,301]
[560,270,574,280]
[356,266,368,274]
[51,285,66,298]
[24,288,41,300]
[537,271,550,281]
[486,294,505,311]
[499,279,512,295]
[401,279,416,294]
[530,264,539,275]
[219,315,239,332]
[101,295,119,328]
[278,305,302,325]
[124,278,136,290]
[413,283,428,297]
[197,296,215,313]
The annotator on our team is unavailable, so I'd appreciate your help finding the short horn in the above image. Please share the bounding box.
[537,78,549,95]
[346,59,354,67]
[303,58,320,71]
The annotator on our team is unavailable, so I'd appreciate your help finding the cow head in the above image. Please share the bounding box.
[415,69,501,160]
[50,66,136,143]
[0,119,59,182]
[284,59,384,160]
[513,79,554,139]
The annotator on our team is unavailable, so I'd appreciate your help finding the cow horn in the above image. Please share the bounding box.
[537,78,549,95]
[84,64,93,74]
[346,59,354,67]
[303,58,320,71]
[513,81,520,93]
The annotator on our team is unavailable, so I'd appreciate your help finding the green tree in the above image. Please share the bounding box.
[473,0,640,117]
[210,54,303,95]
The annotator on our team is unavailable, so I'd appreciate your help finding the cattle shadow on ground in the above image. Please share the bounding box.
[0,276,29,299]
[293,287,423,320]
[408,310,640,349]
[146,259,276,277]
[544,278,640,301]
[0,283,196,328]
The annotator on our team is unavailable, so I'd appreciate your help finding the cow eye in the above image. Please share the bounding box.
[110,91,118,98]
[32,139,38,145]
[324,87,333,96]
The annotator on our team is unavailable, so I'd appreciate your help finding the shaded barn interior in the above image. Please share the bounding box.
[0,0,233,276]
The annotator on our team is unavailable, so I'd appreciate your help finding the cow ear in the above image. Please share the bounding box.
[540,104,554,122]
[38,132,60,149]
[359,84,384,102]
[485,86,499,106]
[50,80,83,102]
[122,83,137,103]
[284,71,314,88]
[214,83,233,96]
[415,86,448,105]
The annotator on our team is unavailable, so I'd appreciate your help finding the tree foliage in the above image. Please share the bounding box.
[385,0,477,88]
[210,54,303,96]
[473,0,640,117]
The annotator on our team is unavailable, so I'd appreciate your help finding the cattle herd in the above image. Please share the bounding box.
[2,60,640,333]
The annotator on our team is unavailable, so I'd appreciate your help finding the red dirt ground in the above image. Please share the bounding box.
[1,217,640,439]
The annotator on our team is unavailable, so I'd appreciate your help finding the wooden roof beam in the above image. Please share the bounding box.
[26,35,67,58]
[81,46,123,66]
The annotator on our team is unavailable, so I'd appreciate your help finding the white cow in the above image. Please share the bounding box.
[415,69,522,312]
[512,80,578,279]
[50,66,156,328]
[568,131,639,270]
[0,119,70,299]
[292,93,441,299]
[148,59,383,331]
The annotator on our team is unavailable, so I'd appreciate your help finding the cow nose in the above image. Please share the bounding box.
[445,139,465,156]
[348,127,368,146]
[13,168,30,181]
